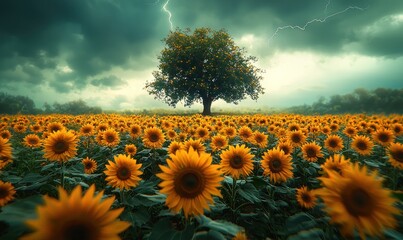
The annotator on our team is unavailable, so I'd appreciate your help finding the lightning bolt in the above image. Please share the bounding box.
[163,0,174,31]
[268,4,365,45]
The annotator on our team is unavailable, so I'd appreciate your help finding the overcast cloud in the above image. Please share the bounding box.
[0,0,402,111]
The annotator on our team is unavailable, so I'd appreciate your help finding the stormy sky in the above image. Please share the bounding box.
[1,0,402,111]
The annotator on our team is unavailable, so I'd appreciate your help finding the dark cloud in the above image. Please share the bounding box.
[0,0,168,91]
[91,75,127,88]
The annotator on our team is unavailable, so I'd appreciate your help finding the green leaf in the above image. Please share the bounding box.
[238,183,261,203]
[285,212,317,235]
[287,228,325,240]
[19,173,49,184]
[41,162,56,172]
[196,215,241,236]
[0,195,43,239]
[384,229,403,240]
[148,218,195,240]
[193,230,226,240]
[363,160,380,168]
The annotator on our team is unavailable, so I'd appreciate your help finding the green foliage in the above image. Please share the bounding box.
[146,28,264,115]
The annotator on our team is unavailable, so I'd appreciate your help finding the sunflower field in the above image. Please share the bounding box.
[0,113,402,240]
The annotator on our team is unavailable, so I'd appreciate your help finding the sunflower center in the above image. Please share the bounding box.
[255,136,263,143]
[301,193,311,203]
[149,133,159,142]
[378,133,389,142]
[29,138,38,144]
[391,150,403,163]
[356,141,368,150]
[269,158,282,173]
[84,162,93,169]
[174,169,205,198]
[342,187,372,217]
[329,140,338,148]
[229,155,244,169]
[291,134,301,143]
[54,141,68,154]
[117,166,131,180]
[0,187,8,198]
[62,221,96,240]
[106,134,115,143]
[305,148,317,158]
[214,140,224,148]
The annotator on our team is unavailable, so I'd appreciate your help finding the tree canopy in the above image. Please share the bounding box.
[145,28,264,115]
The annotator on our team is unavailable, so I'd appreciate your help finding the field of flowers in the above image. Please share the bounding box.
[0,113,402,239]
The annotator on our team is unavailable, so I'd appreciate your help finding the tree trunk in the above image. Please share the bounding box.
[202,98,212,115]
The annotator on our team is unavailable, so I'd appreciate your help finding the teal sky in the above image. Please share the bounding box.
[0,0,402,111]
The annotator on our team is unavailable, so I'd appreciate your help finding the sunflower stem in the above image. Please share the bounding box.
[61,160,65,188]
[231,177,237,210]
[120,189,126,204]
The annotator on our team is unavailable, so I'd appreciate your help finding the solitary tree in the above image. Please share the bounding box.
[145,28,264,115]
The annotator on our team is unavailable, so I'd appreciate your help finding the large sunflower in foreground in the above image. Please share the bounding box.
[220,145,254,179]
[157,147,223,218]
[22,185,130,240]
[142,127,165,149]
[0,180,16,207]
[318,164,399,239]
[104,154,142,190]
[261,148,293,184]
[296,186,317,209]
[43,130,78,162]
[388,142,403,169]
[351,135,374,156]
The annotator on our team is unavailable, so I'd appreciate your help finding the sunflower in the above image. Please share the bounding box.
[43,130,78,162]
[129,124,142,138]
[22,184,130,240]
[23,134,42,148]
[296,186,317,209]
[125,144,137,156]
[142,127,165,149]
[277,140,294,155]
[14,124,27,133]
[166,129,177,140]
[210,134,228,152]
[322,154,351,176]
[238,126,253,142]
[301,142,324,162]
[222,126,237,139]
[261,148,293,184]
[372,128,395,146]
[30,124,43,133]
[343,126,357,138]
[391,123,403,136]
[82,157,98,174]
[351,135,374,156]
[0,137,12,159]
[387,142,403,169]
[0,130,11,140]
[317,164,399,239]
[324,135,344,152]
[220,145,254,179]
[195,127,209,141]
[288,130,306,147]
[47,122,65,133]
[96,123,108,132]
[104,154,142,190]
[0,180,16,207]
[168,141,183,155]
[102,128,120,147]
[252,131,268,148]
[157,147,223,218]
[80,124,94,136]
[183,138,205,155]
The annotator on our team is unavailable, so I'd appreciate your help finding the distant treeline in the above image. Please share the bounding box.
[1,88,402,115]
[0,92,102,115]
[285,88,403,115]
